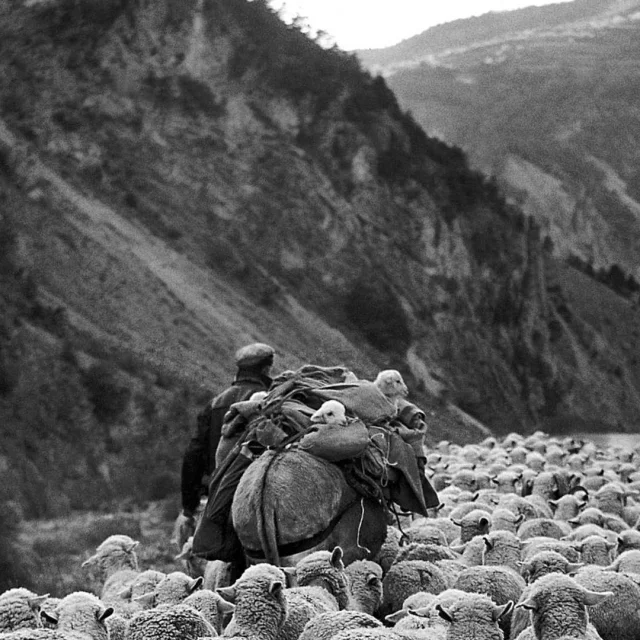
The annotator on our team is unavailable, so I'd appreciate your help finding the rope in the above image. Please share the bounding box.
[355,497,371,554]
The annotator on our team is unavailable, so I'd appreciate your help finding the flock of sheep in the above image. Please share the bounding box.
[2,430,640,640]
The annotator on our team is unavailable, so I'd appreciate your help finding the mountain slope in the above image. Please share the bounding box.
[1,0,640,518]
[358,0,640,280]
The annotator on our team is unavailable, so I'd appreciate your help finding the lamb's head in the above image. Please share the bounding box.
[310,400,347,426]
[374,370,408,404]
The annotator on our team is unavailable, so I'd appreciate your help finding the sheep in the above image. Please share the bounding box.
[493,470,522,494]
[603,549,640,574]
[575,536,616,567]
[517,518,571,541]
[617,529,640,554]
[183,589,235,635]
[104,614,126,640]
[394,543,458,565]
[0,590,48,631]
[550,494,588,521]
[481,531,522,572]
[109,569,166,618]
[521,537,582,563]
[385,591,439,628]
[372,527,403,574]
[403,525,449,547]
[297,611,382,640]
[380,561,449,617]
[426,592,513,640]
[519,551,583,585]
[514,573,613,640]
[497,495,538,522]
[134,571,203,608]
[573,567,640,640]
[310,401,348,426]
[81,535,139,604]
[491,508,524,534]
[293,548,350,610]
[343,561,383,615]
[453,566,525,639]
[451,509,492,544]
[0,592,114,640]
[125,603,216,640]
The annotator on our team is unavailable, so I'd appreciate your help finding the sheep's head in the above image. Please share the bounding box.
[310,400,347,426]
[374,370,408,402]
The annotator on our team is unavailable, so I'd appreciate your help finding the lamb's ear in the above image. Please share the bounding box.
[330,546,344,570]
[269,580,284,596]
[98,607,114,623]
[436,604,454,623]
[493,601,513,622]
[582,590,614,606]
[216,586,237,603]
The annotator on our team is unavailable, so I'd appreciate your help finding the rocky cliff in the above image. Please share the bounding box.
[1,0,639,518]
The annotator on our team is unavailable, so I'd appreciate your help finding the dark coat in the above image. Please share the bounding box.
[181,370,271,514]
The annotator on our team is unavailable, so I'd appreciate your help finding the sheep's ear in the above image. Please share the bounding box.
[450,543,466,554]
[41,611,59,625]
[81,553,99,568]
[366,573,381,587]
[217,599,235,615]
[188,576,203,593]
[605,540,617,551]
[436,604,454,623]
[385,610,408,624]
[549,499,559,508]
[451,519,462,527]
[483,536,494,551]
[98,608,114,623]
[582,590,614,606]
[217,586,237,603]
[515,514,525,526]
[578,501,587,512]
[568,517,581,525]
[472,492,479,502]
[175,548,191,561]
[479,517,490,530]
[406,606,430,618]
[493,601,513,622]
[28,594,49,610]
[282,566,297,588]
[516,597,537,611]
[133,592,155,607]
[330,546,345,570]
[491,476,499,484]
[126,541,140,553]
[118,585,133,599]
[269,580,284,596]
[566,562,584,575]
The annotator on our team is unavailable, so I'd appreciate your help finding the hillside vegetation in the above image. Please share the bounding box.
[0,0,639,530]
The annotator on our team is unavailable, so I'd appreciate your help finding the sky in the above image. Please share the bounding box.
[269,0,573,50]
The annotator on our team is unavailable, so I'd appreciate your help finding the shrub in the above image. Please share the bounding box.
[82,362,131,424]
[344,276,411,352]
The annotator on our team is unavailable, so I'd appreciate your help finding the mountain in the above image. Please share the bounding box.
[1,0,640,519]
[357,0,640,281]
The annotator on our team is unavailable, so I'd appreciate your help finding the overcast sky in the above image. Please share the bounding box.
[269,0,573,49]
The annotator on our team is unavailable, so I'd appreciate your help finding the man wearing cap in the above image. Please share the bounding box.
[179,343,275,525]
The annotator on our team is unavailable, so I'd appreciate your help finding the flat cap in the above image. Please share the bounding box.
[235,342,275,368]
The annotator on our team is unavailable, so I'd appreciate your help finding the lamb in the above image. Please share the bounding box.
[344,561,383,615]
[0,589,49,631]
[373,370,408,408]
[514,573,612,640]
[310,401,348,426]
[125,603,216,640]
[0,592,114,640]
[574,567,640,640]
[81,535,139,605]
